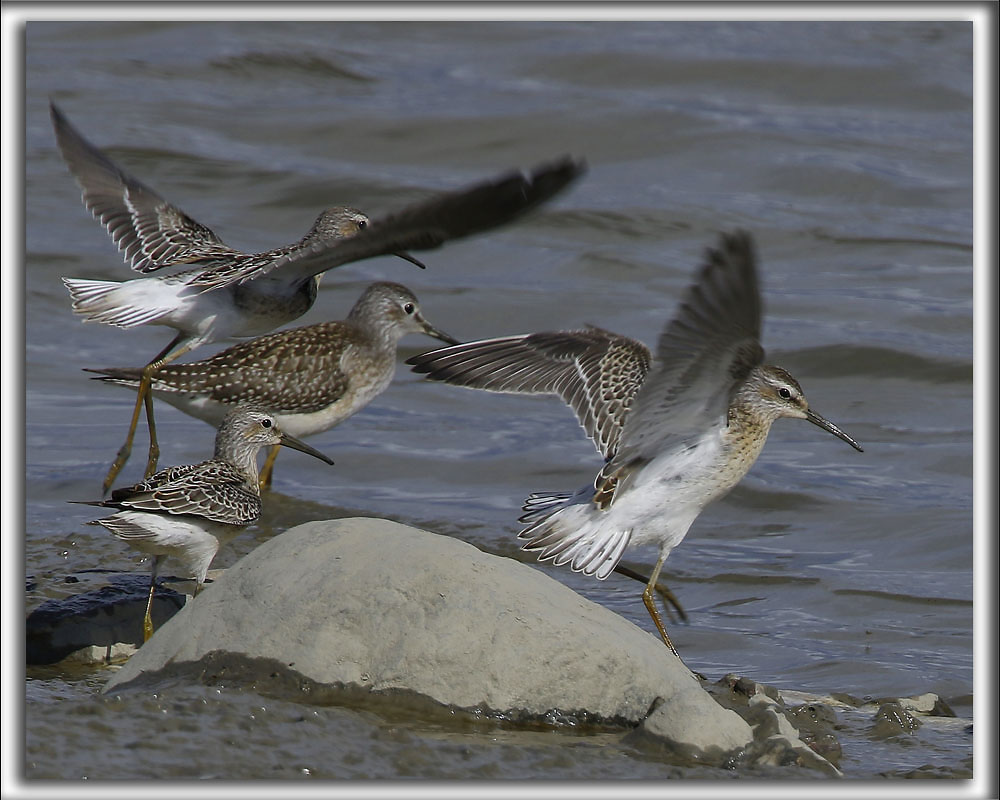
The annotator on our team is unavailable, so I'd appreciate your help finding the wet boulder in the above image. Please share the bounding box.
[104,517,753,757]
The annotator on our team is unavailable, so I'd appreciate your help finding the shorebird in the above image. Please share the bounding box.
[407,230,863,656]
[51,102,585,492]
[86,282,460,489]
[74,406,334,641]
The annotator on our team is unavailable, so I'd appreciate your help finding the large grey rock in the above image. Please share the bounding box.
[105,517,752,755]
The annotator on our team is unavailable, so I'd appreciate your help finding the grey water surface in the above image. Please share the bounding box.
[23,20,973,780]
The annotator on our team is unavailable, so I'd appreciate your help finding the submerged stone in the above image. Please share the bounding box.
[26,575,184,665]
[872,701,922,736]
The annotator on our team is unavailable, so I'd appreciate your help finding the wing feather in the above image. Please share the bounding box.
[188,157,586,291]
[611,230,764,471]
[51,102,239,273]
[99,460,261,525]
[408,328,650,459]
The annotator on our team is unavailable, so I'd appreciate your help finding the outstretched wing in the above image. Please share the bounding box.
[189,156,587,291]
[609,230,764,472]
[407,327,650,459]
[50,102,240,273]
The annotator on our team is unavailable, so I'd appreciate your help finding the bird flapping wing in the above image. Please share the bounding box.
[188,156,587,291]
[50,102,240,273]
[407,327,650,460]
[608,230,765,474]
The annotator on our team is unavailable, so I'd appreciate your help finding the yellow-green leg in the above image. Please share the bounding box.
[142,563,160,642]
[102,334,193,494]
[613,563,687,623]
[258,445,281,490]
[142,583,156,642]
[103,366,154,495]
[641,555,679,657]
[143,383,159,480]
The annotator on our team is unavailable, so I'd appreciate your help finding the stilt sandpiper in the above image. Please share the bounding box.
[408,231,863,656]
[87,282,459,489]
[74,406,334,641]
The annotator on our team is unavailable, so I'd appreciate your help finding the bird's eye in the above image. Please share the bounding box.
[778,387,792,400]
[357,219,367,229]
[261,418,273,429]
[403,303,415,315]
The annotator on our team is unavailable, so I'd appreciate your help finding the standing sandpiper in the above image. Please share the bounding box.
[51,102,585,492]
[408,230,863,656]
[87,282,460,489]
[74,406,334,641]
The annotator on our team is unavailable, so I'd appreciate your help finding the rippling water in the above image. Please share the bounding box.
[22,18,973,780]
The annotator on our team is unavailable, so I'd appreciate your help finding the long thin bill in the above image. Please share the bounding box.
[422,321,462,346]
[395,251,427,269]
[279,432,335,465]
[806,409,864,452]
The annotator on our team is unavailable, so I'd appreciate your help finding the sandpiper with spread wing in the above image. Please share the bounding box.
[408,231,863,656]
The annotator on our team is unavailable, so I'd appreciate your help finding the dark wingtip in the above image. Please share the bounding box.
[542,154,588,178]
[49,98,69,125]
[708,229,756,265]
[564,155,589,179]
[527,154,588,198]
[407,360,441,376]
[404,347,451,371]
[48,100,75,144]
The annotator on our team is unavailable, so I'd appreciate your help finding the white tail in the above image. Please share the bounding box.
[518,497,632,580]
[518,491,573,525]
[62,277,171,328]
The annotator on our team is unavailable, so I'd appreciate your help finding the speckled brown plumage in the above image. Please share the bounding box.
[87,283,458,487]
[94,323,363,416]
[100,460,263,526]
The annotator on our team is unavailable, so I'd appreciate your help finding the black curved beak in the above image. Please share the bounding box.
[395,251,427,269]
[806,409,864,452]
[278,432,335,465]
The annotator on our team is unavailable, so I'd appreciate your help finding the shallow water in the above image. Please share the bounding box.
[22,19,973,780]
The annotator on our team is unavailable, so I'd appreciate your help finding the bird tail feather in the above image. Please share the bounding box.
[62,277,170,328]
[518,494,631,580]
